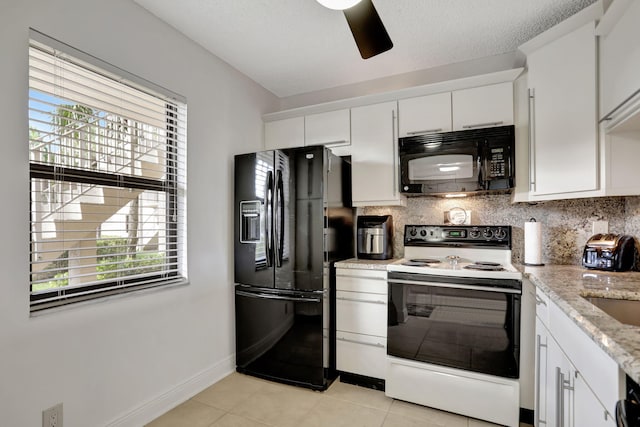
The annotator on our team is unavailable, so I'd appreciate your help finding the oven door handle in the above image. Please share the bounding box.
[387,279,521,294]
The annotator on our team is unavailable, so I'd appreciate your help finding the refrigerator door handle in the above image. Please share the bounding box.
[236,290,321,303]
[265,170,274,267]
[275,169,285,267]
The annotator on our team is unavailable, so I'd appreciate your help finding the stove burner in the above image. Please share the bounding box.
[403,258,441,266]
[464,263,505,271]
[473,261,502,267]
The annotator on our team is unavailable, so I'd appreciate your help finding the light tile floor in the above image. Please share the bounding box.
[147,373,533,427]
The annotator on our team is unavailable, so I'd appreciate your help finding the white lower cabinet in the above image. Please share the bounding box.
[535,296,620,427]
[574,370,614,427]
[335,268,387,380]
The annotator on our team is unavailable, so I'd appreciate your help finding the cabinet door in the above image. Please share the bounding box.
[527,22,598,196]
[547,332,573,427]
[398,92,452,137]
[599,0,640,120]
[350,101,405,206]
[264,117,304,150]
[605,131,640,195]
[452,82,514,131]
[537,317,574,427]
[535,317,551,427]
[305,109,351,156]
[574,371,616,427]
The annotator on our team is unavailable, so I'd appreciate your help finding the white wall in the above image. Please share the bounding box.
[277,51,525,111]
[0,1,278,426]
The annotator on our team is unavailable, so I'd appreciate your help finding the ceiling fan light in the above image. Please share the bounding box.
[316,0,363,10]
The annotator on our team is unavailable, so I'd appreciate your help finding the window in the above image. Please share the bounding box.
[28,31,187,312]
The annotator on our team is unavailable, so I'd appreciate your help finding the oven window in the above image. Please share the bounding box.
[388,283,520,378]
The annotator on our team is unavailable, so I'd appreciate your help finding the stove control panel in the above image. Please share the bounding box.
[405,225,511,248]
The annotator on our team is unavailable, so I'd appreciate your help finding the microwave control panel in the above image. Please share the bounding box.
[488,147,507,178]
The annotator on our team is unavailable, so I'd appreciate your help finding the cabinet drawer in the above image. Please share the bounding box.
[535,286,550,327]
[336,269,387,294]
[336,290,387,336]
[336,330,386,379]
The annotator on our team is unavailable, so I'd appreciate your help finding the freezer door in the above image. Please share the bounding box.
[234,151,275,288]
[235,286,327,390]
[275,147,326,292]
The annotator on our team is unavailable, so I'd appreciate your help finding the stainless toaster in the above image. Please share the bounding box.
[582,233,637,272]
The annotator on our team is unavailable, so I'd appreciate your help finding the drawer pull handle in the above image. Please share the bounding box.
[406,128,442,135]
[336,274,387,281]
[324,139,349,146]
[337,336,385,348]
[535,295,547,306]
[462,121,504,129]
[336,296,386,305]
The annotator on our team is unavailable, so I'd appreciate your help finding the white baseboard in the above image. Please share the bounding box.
[106,354,236,427]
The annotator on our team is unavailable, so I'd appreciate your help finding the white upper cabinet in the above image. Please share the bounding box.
[452,82,514,130]
[304,109,351,156]
[397,82,513,138]
[264,117,304,150]
[398,92,452,137]
[350,101,405,207]
[603,130,640,196]
[598,0,640,126]
[524,21,599,198]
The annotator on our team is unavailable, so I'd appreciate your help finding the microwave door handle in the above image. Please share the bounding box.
[368,232,374,253]
[477,154,485,189]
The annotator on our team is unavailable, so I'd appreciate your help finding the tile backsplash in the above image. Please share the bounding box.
[360,194,640,265]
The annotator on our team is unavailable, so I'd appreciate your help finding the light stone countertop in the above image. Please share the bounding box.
[522,264,640,384]
[334,258,399,270]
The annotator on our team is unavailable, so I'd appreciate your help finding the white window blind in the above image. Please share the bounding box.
[28,32,187,312]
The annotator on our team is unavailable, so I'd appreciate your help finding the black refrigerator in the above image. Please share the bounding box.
[234,145,353,390]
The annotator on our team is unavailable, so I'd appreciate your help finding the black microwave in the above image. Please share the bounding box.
[399,125,515,195]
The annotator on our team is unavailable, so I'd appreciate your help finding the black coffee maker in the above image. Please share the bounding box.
[356,215,393,260]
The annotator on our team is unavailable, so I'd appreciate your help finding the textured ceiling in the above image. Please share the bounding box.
[132,0,597,98]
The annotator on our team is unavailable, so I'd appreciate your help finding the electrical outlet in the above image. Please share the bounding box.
[592,220,609,235]
[42,403,63,427]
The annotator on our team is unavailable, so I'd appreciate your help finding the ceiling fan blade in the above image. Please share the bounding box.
[343,0,393,59]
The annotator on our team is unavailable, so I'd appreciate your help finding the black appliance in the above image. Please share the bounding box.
[387,272,522,378]
[617,375,640,427]
[399,125,515,195]
[234,146,353,391]
[356,215,393,260]
[582,234,637,272]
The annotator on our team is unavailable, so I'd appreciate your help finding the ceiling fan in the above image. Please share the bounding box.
[316,0,393,59]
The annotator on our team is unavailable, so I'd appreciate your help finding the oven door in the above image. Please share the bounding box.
[387,272,521,379]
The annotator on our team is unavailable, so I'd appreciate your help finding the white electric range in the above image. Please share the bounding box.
[385,225,524,427]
